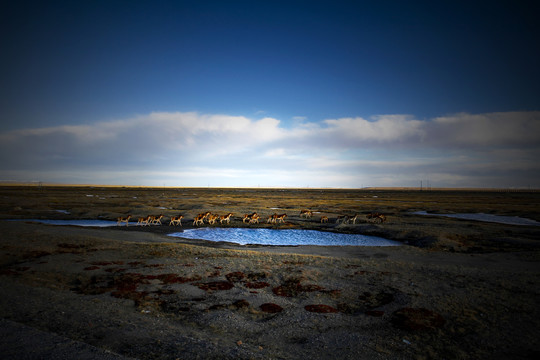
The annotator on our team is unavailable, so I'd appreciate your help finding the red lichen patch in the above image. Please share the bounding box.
[112,273,147,293]
[260,303,284,313]
[110,274,150,301]
[272,279,325,297]
[128,261,144,266]
[108,273,168,309]
[105,267,127,273]
[157,273,202,284]
[91,261,124,266]
[84,266,101,271]
[245,281,270,289]
[92,261,113,266]
[183,263,196,267]
[214,266,223,270]
[196,281,234,291]
[365,310,385,317]
[23,250,51,259]
[208,270,221,278]
[0,269,19,276]
[391,308,445,331]
[144,264,164,268]
[305,304,339,313]
[225,271,246,282]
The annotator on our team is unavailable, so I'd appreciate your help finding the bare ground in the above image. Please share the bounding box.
[1,186,539,359]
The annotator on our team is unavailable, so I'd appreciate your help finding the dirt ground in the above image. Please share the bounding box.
[1,186,539,359]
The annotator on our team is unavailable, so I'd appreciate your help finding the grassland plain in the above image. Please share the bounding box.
[0,186,539,359]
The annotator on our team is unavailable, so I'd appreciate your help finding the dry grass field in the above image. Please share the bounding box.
[1,186,539,359]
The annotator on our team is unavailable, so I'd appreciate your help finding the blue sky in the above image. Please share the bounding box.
[1,0,539,188]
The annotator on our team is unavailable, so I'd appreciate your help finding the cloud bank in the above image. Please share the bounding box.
[1,111,539,188]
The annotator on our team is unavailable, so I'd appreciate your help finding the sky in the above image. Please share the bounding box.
[1,0,539,188]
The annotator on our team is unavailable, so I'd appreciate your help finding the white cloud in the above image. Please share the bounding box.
[1,111,539,188]
[427,112,540,148]
[322,115,425,143]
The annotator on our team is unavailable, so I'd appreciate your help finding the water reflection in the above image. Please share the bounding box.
[169,228,401,246]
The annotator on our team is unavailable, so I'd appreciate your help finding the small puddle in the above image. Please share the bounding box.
[169,228,401,246]
[412,211,539,226]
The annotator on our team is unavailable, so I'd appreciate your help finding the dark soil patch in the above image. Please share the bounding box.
[391,307,446,331]
[260,303,284,313]
[358,291,395,308]
[83,266,101,271]
[232,299,250,309]
[247,272,267,280]
[91,261,124,266]
[245,281,270,289]
[225,271,246,282]
[272,279,325,297]
[157,273,202,284]
[305,304,339,313]
[365,310,385,317]
[196,281,234,291]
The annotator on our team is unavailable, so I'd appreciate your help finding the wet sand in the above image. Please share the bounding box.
[1,186,539,359]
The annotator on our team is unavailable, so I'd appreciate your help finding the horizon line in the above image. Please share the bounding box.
[0,182,538,192]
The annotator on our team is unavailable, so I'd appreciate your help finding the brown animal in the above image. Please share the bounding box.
[193,212,211,226]
[320,216,329,223]
[249,213,260,224]
[117,215,131,226]
[300,209,313,218]
[267,213,278,224]
[219,213,233,224]
[137,215,151,226]
[169,215,184,226]
[243,212,258,223]
[336,215,348,224]
[150,214,163,225]
[276,213,287,223]
[367,212,386,223]
[207,213,219,225]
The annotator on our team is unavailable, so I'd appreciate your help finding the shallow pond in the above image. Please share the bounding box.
[169,228,401,246]
[9,219,400,246]
[413,211,539,226]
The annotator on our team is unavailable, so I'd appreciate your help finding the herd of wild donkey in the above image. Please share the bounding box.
[116,209,386,227]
